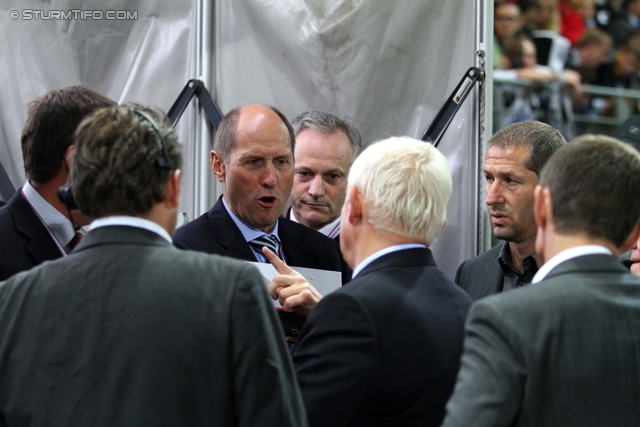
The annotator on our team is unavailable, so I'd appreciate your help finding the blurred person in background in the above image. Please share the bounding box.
[607,0,640,48]
[495,1,525,69]
[560,0,597,46]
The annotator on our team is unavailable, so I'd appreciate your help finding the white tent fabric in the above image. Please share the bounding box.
[0,0,486,279]
[0,0,201,211]
[215,0,483,277]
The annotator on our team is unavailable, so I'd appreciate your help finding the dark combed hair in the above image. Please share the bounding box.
[214,105,295,162]
[71,104,183,218]
[489,121,566,175]
[540,135,640,247]
[20,85,115,184]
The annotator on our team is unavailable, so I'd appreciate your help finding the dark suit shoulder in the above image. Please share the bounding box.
[278,218,350,279]
[295,251,471,426]
[278,218,339,252]
[0,191,62,281]
[172,211,220,252]
[455,244,503,300]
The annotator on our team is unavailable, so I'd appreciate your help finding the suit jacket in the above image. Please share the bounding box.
[442,254,640,427]
[292,247,472,427]
[0,190,63,281]
[0,225,308,427]
[173,196,351,343]
[455,244,503,300]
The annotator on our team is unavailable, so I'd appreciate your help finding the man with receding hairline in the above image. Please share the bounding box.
[173,103,348,344]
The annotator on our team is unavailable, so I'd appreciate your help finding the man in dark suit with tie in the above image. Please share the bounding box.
[173,104,348,344]
[442,135,640,427]
[455,121,565,300]
[277,136,472,427]
[0,85,115,281]
[0,104,307,427]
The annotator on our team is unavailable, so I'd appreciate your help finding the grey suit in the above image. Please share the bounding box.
[442,254,640,427]
[454,244,503,300]
[0,225,307,427]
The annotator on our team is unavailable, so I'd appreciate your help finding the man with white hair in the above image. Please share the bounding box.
[266,137,472,426]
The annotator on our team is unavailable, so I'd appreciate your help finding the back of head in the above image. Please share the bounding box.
[21,85,115,184]
[72,104,183,218]
[291,109,363,162]
[540,135,640,247]
[347,137,452,245]
[576,28,613,49]
[490,121,566,175]
[214,104,295,163]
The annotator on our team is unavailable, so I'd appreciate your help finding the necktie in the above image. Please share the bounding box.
[249,235,280,260]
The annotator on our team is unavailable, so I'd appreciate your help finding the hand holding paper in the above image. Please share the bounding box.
[263,247,324,317]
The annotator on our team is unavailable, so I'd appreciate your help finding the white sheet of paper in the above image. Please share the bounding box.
[248,261,342,308]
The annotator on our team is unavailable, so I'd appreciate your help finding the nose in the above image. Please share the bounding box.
[485,180,503,206]
[308,175,325,198]
[261,163,277,189]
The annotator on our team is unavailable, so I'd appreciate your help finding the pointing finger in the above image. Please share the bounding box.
[262,246,295,275]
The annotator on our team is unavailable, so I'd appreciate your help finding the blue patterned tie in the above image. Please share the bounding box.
[249,234,280,260]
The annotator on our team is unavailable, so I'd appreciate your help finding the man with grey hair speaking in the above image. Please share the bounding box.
[286,109,362,241]
[0,105,307,427]
[265,136,472,426]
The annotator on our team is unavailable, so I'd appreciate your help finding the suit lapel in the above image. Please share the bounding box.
[278,219,308,265]
[9,191,63,262]
[207,197,257,261]
[482,246,505,296]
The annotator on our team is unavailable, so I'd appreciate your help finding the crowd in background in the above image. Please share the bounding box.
[493,0,640,137]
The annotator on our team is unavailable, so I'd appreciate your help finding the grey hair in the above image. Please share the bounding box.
[347,136,451,245]
[292,109,363,162]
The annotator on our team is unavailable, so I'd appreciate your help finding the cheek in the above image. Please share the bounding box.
[328,185,347,208]
[291,180,306,198]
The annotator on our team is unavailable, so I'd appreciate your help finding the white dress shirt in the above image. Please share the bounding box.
[88,216,172,243]
[532,245,613,284]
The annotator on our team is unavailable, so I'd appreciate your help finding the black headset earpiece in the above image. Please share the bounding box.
[57,184,77,211]
[57,108,174,212]
[132,109,174,169]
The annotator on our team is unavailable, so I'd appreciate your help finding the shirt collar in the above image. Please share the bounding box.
[532,245,613,284]
[222,197,280,242]
[290,207,340,237]
[22,181,75,246]
[88,216,173,243]
[498,241,538,275]
[352,243,427,279]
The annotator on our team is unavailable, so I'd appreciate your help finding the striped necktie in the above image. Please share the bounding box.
[249,234,280,260]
